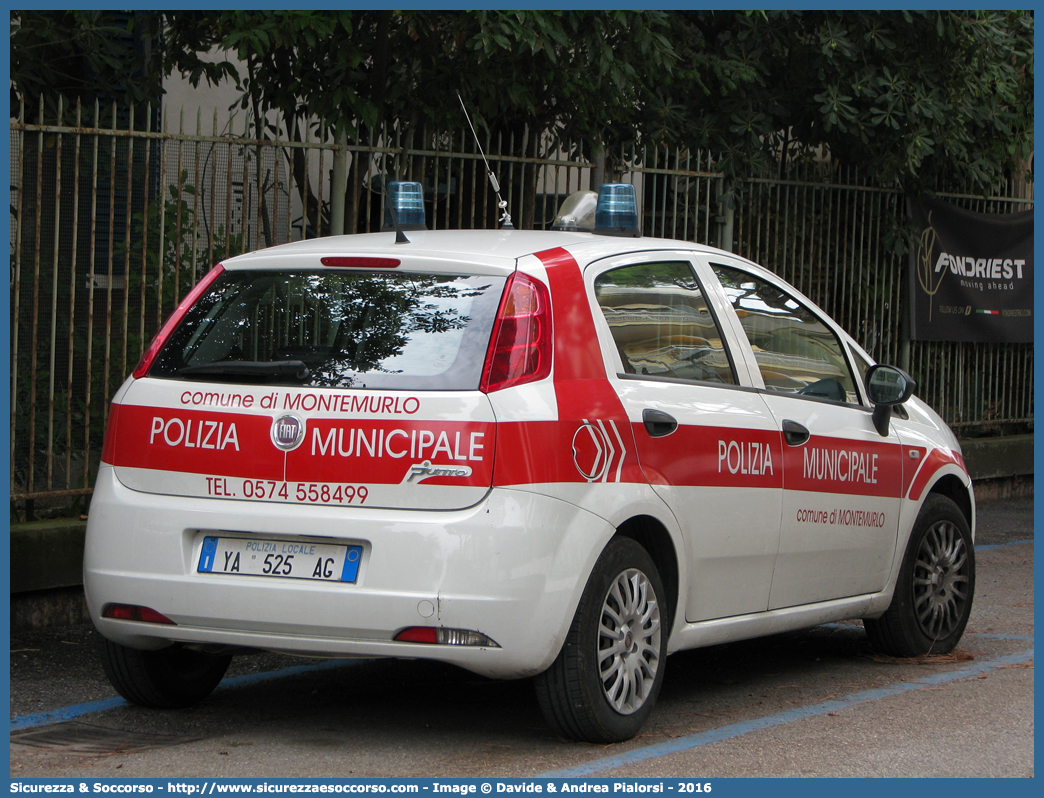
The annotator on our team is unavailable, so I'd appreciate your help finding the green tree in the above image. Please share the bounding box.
[650,11,1033,198]
[385,11,679,223]
[12,10,1032,207]
[10,10,234,121]
[159,11,380,235]
[150,11,679,229]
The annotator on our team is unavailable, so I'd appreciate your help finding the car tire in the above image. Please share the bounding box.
[864,494,975,657]
[535,536,666,743]
[99,637,232,709]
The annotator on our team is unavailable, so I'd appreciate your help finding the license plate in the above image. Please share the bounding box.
[197,536,362,583]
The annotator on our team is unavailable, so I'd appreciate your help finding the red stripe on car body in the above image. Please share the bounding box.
[287,419,494,486]
[106,404,284,481]
[779,433,905,498]
[488,249,645,486]
[907,447,968,501]
[101,404,122,466]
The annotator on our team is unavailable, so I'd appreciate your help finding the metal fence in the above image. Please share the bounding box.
[9,98,1033,508]
[731,165,1034,432]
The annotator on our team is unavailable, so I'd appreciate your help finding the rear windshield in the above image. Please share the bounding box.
[149,269,507,390]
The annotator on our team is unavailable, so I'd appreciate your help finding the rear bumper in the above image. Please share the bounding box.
[84,466,613,679]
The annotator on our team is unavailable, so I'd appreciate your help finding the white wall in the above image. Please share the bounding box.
[161,48,248,136]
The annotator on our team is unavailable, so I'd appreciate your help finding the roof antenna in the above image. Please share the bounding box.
[383,185,411,244]
[457,92,514,230]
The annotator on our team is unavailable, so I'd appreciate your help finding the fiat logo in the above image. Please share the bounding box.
[271,414,305,451]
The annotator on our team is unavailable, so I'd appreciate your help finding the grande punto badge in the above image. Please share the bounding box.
[271,414,305,451]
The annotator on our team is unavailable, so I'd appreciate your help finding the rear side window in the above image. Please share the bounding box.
[594,261,736,385]
[712,264,858,404]
[149,270,506,390]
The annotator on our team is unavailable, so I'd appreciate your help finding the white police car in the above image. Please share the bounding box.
[85,183,974,743]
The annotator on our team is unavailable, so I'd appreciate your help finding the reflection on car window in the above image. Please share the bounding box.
[712,264,858,403]
[151,269,505,390]
[595,262,735,385]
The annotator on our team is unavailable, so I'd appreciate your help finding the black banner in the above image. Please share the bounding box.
[907,196,1033,342]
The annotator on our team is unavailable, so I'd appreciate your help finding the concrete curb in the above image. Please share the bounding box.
[10,518,87,593]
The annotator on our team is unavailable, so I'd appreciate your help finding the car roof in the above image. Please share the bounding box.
[219,229,760,274]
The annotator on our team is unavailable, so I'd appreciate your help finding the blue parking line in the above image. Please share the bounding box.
[10,658,365,732]
[975,538,1034,552]
[538,648,1035,778]
[970,633,1033,642]
[10,695,128,731]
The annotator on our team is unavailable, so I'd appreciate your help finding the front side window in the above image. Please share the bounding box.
[712,264,858,404]
[150,269,506,390]
[594,261,736,385]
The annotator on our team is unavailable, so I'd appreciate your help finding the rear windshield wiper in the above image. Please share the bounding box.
[177,360,311,381]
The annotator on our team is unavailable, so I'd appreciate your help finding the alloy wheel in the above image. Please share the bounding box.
[597,568,662,714]
[912,520,971,641]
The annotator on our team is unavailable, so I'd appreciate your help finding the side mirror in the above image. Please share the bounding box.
[865,365,916,436]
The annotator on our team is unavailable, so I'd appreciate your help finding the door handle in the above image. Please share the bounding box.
[643,409,678,438]
[782,419,810,446]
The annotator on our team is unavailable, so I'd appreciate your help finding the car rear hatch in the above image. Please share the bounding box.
[104,246,513,511]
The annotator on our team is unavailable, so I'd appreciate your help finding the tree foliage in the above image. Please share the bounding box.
[10,10,1033,198]
[9,10,233,117]
[142,11,678,148]
[652,11,1034,196]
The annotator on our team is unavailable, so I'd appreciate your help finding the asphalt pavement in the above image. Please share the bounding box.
[9,497,1034,779]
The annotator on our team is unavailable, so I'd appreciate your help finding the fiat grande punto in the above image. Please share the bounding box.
[85,184,975,743]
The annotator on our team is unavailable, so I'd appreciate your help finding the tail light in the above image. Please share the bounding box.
[320,256,400,268]
[394,626,499,647]
[480,271,552,393]
[102,604,176,625]
[132,264,226,379]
